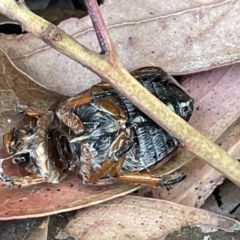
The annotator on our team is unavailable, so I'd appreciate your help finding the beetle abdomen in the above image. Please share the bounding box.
[118,94,176,172]
[117,68,193,172]
[70,68,193,174]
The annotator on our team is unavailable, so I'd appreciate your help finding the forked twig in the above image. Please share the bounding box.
[0,0,240,186]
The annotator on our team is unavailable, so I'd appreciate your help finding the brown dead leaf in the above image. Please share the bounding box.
[0,151,138,220]
[1,0,240,95]
[63,195,240,240]
[139,64,240,207]
[0,51,62,148]
[0,173,138,220]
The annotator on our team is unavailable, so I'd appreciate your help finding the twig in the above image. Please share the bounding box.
[84,0,116,61]
[0,0,240,186]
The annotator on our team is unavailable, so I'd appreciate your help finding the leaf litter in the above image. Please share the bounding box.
[1,0,240,95]
[0,0,240,238]
[62,196,240,240]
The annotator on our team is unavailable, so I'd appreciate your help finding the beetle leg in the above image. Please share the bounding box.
[56,108,84,135]
[93,96,126,122]
[108,154,126,177]
[89,130,133,183]
[78,141,124,185]
[3,128,34,155]
[58,83,126,134]
[57,85,117,134]
[61,85,112,109]
[22,109,48,118]
[17,105,50,130]
[60,84,124,120]
[105,128,133,178]
[17,105,49,118]
[117,171,186,188]
[3,132,12,153]
[9,176,45,187]
[79,129,133,184]
[89,158,118,183]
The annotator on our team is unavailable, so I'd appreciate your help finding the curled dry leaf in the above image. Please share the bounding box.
[63,195,240,240]
[0,0,240,95]
[139,63,240,207]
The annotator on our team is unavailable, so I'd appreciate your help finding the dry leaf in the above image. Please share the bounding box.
[202,179,240,221]
[1,0,240,95]
[0,168,139,219]
[0,51,62,148]
[202,194,233,218]
[63,195,240,240]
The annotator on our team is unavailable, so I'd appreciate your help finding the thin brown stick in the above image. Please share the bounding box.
[0,0,240,186]
[84,0,116,62]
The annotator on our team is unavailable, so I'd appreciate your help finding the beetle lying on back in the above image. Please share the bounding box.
[2,67,194,187]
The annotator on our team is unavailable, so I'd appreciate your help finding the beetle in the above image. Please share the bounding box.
[2,67,193,187]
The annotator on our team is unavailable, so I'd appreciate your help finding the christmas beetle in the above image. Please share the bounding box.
[2,67,193,187]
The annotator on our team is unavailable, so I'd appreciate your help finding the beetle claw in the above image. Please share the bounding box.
[158,171,187,188]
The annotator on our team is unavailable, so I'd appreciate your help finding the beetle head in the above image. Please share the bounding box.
[165,83,194,122]
[2,112,76,185]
